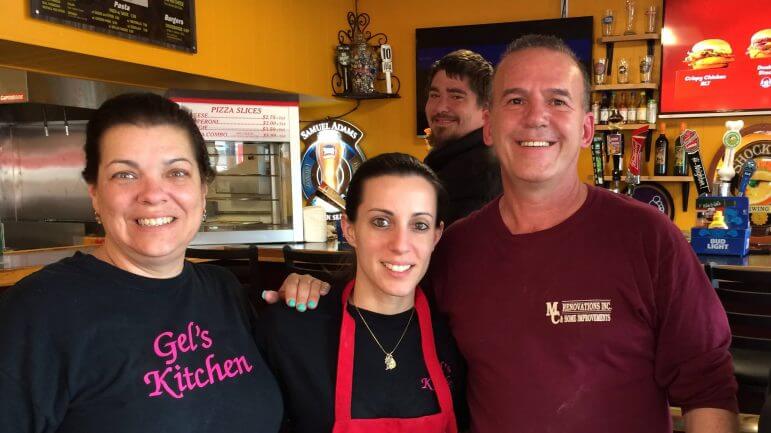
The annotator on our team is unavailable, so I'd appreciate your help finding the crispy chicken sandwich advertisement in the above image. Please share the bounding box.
[660,0,771,115]
[684,39,735,70]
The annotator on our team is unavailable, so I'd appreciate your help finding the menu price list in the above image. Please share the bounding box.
[177,102,294,142]
[30,0,196,53]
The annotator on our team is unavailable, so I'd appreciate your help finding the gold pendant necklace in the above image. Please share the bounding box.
[354,304,415,371]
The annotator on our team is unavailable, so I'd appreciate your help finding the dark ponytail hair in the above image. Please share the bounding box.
[345,152,447,227]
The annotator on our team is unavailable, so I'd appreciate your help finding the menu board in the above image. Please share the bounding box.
[660,0,771,115]
[30,0,196,53]
[173,98,297,142]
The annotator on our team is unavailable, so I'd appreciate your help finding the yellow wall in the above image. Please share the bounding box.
[0,0,345,96]
[2,0,769,229]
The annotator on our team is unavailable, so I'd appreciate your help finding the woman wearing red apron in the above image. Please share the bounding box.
[260,153,467,433]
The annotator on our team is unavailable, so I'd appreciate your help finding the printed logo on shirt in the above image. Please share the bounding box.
[420,361,454,391]
[143,321,254,399]
[545,299,612,325]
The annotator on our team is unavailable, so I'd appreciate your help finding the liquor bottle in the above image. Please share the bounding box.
[613,94,619,121]
[591,93,600,125]
[654,122,669,175]
[618,92,628,123]
[627,92,638,123]
[608,105,624,130]
[636,91,647,123]
[647,98,658,124]
[599,94,610,125]
[673,121,688,176]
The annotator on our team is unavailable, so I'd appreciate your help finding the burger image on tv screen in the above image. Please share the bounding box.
[747,29,771,59]
[684,39,735,70]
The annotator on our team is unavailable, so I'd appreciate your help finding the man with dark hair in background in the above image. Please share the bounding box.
[423,49,502,225]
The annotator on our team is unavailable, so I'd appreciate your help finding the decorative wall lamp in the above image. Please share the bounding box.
[332,0,400,99]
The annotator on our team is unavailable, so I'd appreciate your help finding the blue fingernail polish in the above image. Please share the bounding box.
[288,299,296,308]
[297,303,306,312]
[261,291,267,300]
[308,300,317,309]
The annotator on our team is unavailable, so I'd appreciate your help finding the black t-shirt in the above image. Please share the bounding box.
[258,283,468,433]
[0,253,282,433]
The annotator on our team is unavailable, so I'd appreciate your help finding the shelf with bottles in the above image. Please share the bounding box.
[592,90,657,130]
[593,120,693,211]
[592,83,658,92]
[598,34,660,44]
[595,123,653,131]
[602,176,691,183]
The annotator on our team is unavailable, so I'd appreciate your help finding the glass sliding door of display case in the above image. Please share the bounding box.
[171,91,304,244]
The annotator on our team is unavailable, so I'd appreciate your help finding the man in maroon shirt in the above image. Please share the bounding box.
[432,34,736,433]
[271,34,738,433]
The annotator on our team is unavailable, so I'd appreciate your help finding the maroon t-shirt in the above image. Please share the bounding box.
[428,186,737,433]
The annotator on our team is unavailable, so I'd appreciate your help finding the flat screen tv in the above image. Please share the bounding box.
[660,0,771,117]
[415,16,594,135]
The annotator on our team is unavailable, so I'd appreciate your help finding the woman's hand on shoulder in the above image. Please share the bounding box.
[261,273,331,312]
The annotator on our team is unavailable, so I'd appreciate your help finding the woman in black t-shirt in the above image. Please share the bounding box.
[0,93,282,433]
[261,153,467,433]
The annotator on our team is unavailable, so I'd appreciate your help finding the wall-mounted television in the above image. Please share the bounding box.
[659,0,771,118]
[415,16,594,136]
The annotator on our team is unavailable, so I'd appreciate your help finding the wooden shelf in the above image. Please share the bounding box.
[602,176,691,183]
[599,175,693,211]
[333,92,399,100]
[595,123,653,131]
[598,34,660,43]
[592,83,658,91]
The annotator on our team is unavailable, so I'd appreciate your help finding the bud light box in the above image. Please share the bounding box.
[690,196,750,256]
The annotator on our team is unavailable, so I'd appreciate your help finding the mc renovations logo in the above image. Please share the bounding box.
[545,299,612,325]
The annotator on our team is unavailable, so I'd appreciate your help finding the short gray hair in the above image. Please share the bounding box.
[495,34,591,112]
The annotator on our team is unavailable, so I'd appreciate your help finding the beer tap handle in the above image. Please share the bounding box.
[681,129,711,196]
[737,159,757,197]
[626,125,648,195]
[591,136,605,186]
[718,120,743,196]
[41,105,49,137]
[63,107,69,136]
[380,44,393,94]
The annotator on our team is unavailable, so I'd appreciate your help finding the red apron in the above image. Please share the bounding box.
[332,280,458,433]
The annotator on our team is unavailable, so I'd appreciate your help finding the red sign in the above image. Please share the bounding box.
[661,0,771,115]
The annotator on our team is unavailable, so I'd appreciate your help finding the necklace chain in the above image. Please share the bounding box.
[353,304,415,371]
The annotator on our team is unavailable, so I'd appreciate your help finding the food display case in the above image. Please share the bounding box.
[170,90,304,244]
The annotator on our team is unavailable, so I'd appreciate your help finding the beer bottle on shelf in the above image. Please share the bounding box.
[673,121,688,176]
[654,122,669,176]
[618,92,628,123]
[599,94,610,125]
[627,92,638,123]
[636,91,647,123]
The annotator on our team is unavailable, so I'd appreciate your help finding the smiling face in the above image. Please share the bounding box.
[343,174,443,311]
[425,70,485,146]
[89,124,207,271]
[483,48,594,190]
